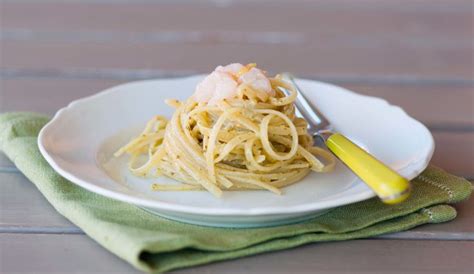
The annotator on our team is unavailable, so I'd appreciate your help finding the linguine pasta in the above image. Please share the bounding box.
[114,64,335,197]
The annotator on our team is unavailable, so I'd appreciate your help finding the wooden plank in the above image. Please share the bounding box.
[0,173,75,229]
[2,1,471,34]
[1,78,473,126]
[0,152,15,172]
[1,39,471,80]
[1,172,473,237]
[400,191,474,235]
[431,132,474,179]
[1,1,472,79]
[1,234,473,274]
[0,233,140,274]
[0,78,122,115]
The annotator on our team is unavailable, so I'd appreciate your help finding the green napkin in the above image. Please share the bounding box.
[0,112,471,273]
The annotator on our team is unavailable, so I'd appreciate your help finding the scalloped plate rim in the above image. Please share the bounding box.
[38,75,434,216]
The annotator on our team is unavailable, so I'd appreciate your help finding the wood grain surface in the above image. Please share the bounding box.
[0,0,473,273]
[1,1,473,78]
[1,234,473,274]
[1,78,473,127]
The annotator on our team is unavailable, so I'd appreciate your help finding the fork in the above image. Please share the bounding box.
[281,74,411,204]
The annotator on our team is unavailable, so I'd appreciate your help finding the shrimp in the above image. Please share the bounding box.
[193,63,274,105]
[239,67,274,96]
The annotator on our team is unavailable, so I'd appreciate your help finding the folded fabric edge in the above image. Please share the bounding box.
[0,112,49,150]
[136,204,456,273]
[418,166,472,203]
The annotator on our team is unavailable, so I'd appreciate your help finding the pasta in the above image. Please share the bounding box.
[115,64,335,197]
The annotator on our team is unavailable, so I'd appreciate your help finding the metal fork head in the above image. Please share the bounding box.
[279,73,332,137]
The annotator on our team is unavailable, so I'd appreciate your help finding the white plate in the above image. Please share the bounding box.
[38,76,434,228]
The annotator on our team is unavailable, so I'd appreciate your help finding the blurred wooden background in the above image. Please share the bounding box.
[0,1,473,273]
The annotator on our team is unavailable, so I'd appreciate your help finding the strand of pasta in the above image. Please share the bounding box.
[115,77,335,197]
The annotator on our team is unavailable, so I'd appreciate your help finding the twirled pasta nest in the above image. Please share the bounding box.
[115,76,335,197]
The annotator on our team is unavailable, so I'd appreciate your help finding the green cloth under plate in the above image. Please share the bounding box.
[0,112,471,273]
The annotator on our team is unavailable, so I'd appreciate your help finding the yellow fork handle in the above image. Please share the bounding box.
[326,133,410,204]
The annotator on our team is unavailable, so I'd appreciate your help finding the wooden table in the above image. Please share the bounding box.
[1,1,473,273]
